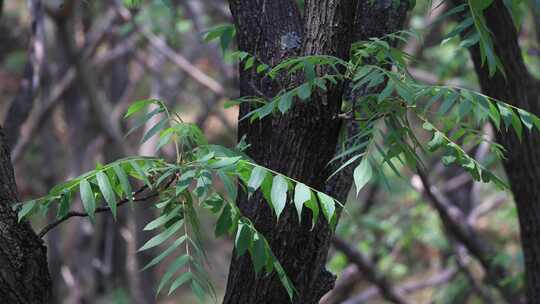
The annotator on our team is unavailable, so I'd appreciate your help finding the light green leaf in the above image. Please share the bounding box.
[293,183,311,222]
[157,254,191,294]
[124,99,157,118]
[250,233,268,273]
[271,175,288,219]
[317,192,335,223]
[235,223,253,257]
[18,200,37,222]
[168,272,193,295]
[297,83,312,100]
[141,117,168,144]
[144,207,181,231]
[57,191,71,218]
[139,220,183,251]
[142,235,187,271]
[278,93,293,114]
[353,158,372,195]
[247,166,267,194]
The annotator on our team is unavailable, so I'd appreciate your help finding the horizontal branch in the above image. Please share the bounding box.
[37,176,176,238]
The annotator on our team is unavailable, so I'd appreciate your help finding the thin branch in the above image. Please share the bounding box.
[3,0,45,148]
[343,267,457,304]
[414,170,521,303]
[38,186,150,238]
[332,237,410,304]
[115,3,226,97]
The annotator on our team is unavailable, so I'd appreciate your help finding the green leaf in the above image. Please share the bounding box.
[80,179,96,222]
[427,132,446,152]
[305,193,319,229]
[57,191,71,218]
[218,171,237,201]
[293,183,311,222]
[129,160,152,188]
[209,156,242,169]
[96,172,117,219]
[142,235,187,271]
[18,200,37,222]
[157,254,191,294]
[202,194,225,214]
[176,170,196,195]
[271,175,288,219]
[498,103,513,129]
[274,260,296,300]
[235,223,253,256]
[250,233,268,274]
[113,164,132,201]
[518,109,534,130]
[317,192,335,223]
[144,207,181,231]
[139,220,183,251]
[215,204,233,237]
[192,279,206,302]
[124,99,157,118]
[141,117,168,144]
[156,130,174,151]
[353,158,373,195]
[297,83,312,100]
[378,80,394,102]
[247,166,267,194]
[487,100,501,129]
[511,110,523,141]
[168,272,193,295]
[304,60,316,82]
[278,93,293,114]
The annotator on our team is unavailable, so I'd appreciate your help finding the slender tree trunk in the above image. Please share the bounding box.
[0,125,52,303]
[464,0,540,301]
[223,1,358,303]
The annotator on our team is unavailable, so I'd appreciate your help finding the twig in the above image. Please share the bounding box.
[332,237,410,304]
[38,186,150,238]
[115,3,226,97]
[414,170,521,303]
[343,267,457,304]
[38,175,176,238]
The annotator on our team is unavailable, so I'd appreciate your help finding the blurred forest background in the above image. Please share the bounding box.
[1,0,539,303]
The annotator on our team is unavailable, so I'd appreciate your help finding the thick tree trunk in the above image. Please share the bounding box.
[0,125,52,303]
[465,0,540,301]
[223,1,358,303]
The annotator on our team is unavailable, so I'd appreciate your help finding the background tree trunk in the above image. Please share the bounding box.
[0,125,52,303]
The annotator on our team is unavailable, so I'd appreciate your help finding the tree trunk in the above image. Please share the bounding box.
[223,1,358,303]
[0,125,52,303]
[465,0,540,301]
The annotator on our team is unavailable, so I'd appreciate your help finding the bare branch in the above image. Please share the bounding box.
[332,237,410,304]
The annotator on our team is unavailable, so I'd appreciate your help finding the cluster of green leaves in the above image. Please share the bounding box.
[228,28,540,194]
[19,99,345,302]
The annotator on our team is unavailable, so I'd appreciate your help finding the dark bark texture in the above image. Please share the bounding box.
[0,126,52,303]
[224,1,356,303]
[224,1,407,303]
[464,0,540,302]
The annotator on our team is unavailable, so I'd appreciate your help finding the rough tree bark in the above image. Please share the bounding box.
[224,1,408,303]
[223,1,357,303]
[464,0,540,301]
[0,125,52,303]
